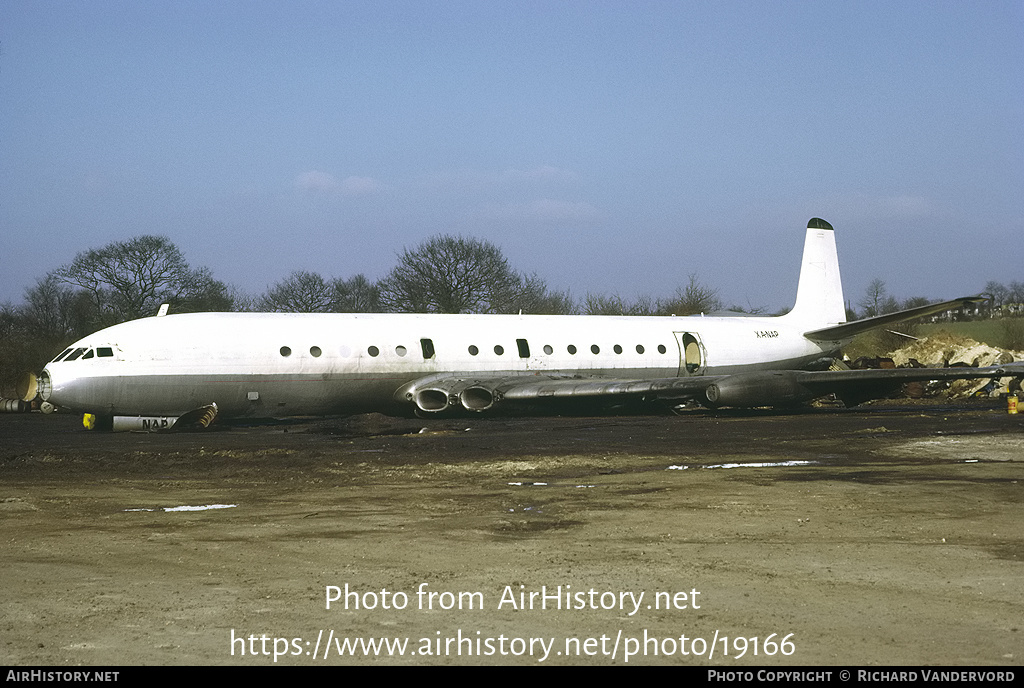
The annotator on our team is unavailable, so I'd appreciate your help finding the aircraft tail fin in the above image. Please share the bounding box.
[782,218,847,329]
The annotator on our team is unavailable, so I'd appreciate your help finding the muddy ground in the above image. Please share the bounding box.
[1,401,1022,666]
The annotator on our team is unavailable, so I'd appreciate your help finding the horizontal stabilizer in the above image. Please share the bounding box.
[803,295,988,342]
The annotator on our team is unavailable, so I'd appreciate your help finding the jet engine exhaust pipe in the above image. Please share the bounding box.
[460,386,494,412]
[413,382,497,413]
[415,389,453,413]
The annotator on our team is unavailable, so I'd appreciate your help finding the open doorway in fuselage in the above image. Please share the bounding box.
[673,332,705,376]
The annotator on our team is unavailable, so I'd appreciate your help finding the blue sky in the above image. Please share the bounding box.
[2,1,1021,313]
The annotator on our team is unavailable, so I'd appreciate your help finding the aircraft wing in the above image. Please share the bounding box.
[496,375,713,402]
[403,361,1024,413]
[399,372,716,414]
[789,361,1024,407]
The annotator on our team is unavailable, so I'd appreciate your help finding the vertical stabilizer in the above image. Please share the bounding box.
[783,218,846,328]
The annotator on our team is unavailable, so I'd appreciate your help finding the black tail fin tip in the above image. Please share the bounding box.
[808,218,834,231]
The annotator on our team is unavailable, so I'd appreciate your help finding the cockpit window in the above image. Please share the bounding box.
[82,349,95,360]
[51,348,73,363]
[97,347,114,358]
[64,348,87,362]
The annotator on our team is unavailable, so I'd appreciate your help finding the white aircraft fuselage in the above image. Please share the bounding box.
[38,219,1010,427]
[39,308,841,418]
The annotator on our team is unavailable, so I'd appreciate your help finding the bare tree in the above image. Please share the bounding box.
[258,272,382,313]
[225,285,259,313]
[858,279,886,318]
[18,273,93,342]
[177,266,233,314]
[583,276,722,316]
[724,301,768,315]
[332,274,382,313]
[1010,281,1024,305]
[502,274,575,315]
[583,293,656,316]
[259,271,336,312]
[901,296,933,310]
[657,274,722,316]
[378,235,566,314]
[57,235,231,325]
[858,278,899,318]
[984,280,1009,312]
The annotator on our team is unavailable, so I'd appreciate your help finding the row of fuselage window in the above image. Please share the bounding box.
[51,341,674,364]
[278,339,671,360]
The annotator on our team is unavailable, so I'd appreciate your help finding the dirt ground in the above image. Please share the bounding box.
[1,401,1022,666]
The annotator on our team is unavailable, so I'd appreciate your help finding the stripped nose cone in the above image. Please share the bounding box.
[37,369,53,402]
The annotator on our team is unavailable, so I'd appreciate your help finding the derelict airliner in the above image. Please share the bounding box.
[26,219,1022,430]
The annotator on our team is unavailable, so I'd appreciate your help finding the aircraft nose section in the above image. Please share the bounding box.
[39,365,89,411]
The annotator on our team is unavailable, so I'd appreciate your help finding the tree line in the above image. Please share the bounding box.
[856,277,1024,319]
[2,233,1020,394]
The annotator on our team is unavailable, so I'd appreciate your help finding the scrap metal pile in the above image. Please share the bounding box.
[858,332,1023,399]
